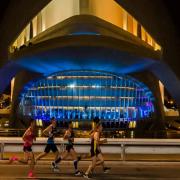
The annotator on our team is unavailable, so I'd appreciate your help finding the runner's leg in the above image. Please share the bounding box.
[96,153,104,167]
[70,148,81,174]
[35,144,50,163]
[96,153,111,173]
[28,152,35,177]
[17,151,29,164]
[54,150,69,164]
[84,156,97,176]
[35,152,48,162]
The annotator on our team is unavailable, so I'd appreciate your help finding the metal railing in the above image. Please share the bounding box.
[1,138,180,161]
[0,129,25,137]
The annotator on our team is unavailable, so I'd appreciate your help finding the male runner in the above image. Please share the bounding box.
[35,117,60,171]
[83,120,110,179]
[52,121,82,176]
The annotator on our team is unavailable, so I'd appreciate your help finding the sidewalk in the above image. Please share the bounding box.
[1,161,180,179]
[2,152,180,162]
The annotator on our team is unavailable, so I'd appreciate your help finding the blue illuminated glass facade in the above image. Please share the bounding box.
[18,70,154,121]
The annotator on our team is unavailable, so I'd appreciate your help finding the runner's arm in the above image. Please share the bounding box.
[99,139,107,144]
[43,125,52,136]
[63,130,70,140]
[22,128,29,141]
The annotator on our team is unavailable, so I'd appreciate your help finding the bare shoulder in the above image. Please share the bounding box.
[94,131,100,139]
[65,129,70,135]
[26,127,31,133]
[47,124,53,130]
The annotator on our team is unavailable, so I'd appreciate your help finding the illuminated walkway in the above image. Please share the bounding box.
[1,161,180,179]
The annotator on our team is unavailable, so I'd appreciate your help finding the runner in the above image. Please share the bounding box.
[83,120,110,179]
[9,118,36,178]
[52,121,82,176]
[35,117,60,171]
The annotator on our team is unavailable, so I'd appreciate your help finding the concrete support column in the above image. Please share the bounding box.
[10,70,42,128]
[132,71,166,138]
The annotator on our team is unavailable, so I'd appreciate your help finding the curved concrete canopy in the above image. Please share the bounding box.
[10,35,158,76]
[1,14,160,94]
[14,47,156,76]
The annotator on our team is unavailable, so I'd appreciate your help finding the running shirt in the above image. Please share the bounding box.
[67,129,74,145]
[47,125,57,144]
[44,125,58,153]
[90,131,101,157]
[23,127,35,147]
[65,129,74,152]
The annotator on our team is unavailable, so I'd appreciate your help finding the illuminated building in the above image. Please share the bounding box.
[19,70,154,121]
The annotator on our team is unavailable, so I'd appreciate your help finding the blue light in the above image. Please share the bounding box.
[68,84,76,88]
[92,85,100,88]
[69,32,100,36]
[18,70,155,121]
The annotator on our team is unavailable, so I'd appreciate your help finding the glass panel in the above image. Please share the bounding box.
[19,70,154,122]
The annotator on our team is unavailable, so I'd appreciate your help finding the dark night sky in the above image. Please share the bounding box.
[0,0,10,25]
[163,0,180,36]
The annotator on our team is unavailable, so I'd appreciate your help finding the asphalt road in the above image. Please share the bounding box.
[1,161,180,180]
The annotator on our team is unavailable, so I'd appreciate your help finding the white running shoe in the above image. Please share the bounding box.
[51,162,59,172]
[83,174,91,179]
[75,170,82,176]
